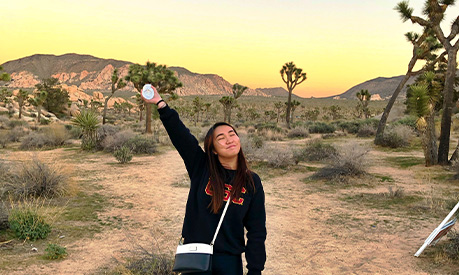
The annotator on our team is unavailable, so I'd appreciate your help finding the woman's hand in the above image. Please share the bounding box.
[141,85,162,105]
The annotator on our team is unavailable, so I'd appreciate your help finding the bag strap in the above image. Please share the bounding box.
[210,197,231,246]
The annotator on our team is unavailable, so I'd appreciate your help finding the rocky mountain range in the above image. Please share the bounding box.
[333,76,416,100]
[1,53,428,101]
[0,54,288,98]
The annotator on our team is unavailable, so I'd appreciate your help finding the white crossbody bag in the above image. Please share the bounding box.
[172,197,231,274]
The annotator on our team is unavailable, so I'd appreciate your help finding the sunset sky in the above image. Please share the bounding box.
[1,0,458,98]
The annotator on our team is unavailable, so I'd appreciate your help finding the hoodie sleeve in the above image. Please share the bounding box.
[243,174,267,274]
[158,105,206,179]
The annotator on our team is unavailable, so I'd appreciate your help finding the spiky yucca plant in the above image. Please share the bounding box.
[72,109,100,150]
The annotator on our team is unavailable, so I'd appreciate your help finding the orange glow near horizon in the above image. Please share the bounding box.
[1,0,457,98]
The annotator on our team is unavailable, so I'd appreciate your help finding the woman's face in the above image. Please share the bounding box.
[212,125,241,158]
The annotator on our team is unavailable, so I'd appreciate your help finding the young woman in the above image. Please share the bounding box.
[142,87,266,275]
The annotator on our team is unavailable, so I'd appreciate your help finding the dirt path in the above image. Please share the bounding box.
[1,142,452,274]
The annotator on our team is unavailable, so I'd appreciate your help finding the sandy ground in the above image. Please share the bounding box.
[0,138,455,275]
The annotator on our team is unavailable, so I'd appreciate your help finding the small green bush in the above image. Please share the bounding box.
[255,123,284,133]
[45,243,67,260]
[394,116,418,129]
[308,122,335,134]
[9,207,51,241]
[336,121,360,134]
[113,146,133,164]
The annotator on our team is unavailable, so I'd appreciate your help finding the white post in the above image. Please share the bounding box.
[414,201,459,257]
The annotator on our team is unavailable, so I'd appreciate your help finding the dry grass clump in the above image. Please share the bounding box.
[19,124,70,149]
[444,231,459,259]
[243,141,294,169]
[378,124,415,148]
[100,129,136,152]
[356,124,376,137]
[311,142,369,181]
[101,130,157,155]
[1,158,69,199]
[287,127,310,139]
[0,201,8,230]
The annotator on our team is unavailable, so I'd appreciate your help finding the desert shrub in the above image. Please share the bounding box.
[7,119,29,129]
[0,115,8,129]
[101,129,136,152]
[256,123,284,133]
[308,122,335,134]
[0,132,8,148]
[263,146,294,168]
[311,142,369,181]
[20,132,52,149]
[97,124,121,147]
[7,127,28,142]
[250,134,264,149]
[287,127,310,139]
[385,186,405,198]
[4,159,68,198]
[113,146,133,164]
[257,128,285,141]
[126,135,157,154]
[336,121,361,134]
[40,118,51,125]
[65,124,83,139]
[40,124,70,146]
[9,206,51,241]
[121,251,174,275]
[379,124,415,148]
[0,202,8,230]
[294,140,337,163]
[45,243,67,260]
[394,116,418,129]
[444,231,459,259]
[357,124,376,137]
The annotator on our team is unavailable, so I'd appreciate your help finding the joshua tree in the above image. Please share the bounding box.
[219,83,247,123]
[35,78,69,116]
[376,6,446,145]
[356,89,372,118]
[280,62,307,128]
[29,90,48,123]
[103,68,126,124]
[125,62,182,133]
[274,101,284,123]
[15,89,30,119]
[396,0,459,164]
[192,96,205,124]
[406,71,442,166]
[285,100,301,124]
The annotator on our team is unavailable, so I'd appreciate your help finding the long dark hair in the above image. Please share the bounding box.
[204,122,255,214]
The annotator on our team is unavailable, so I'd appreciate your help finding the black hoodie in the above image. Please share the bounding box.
[159,105,266,274]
